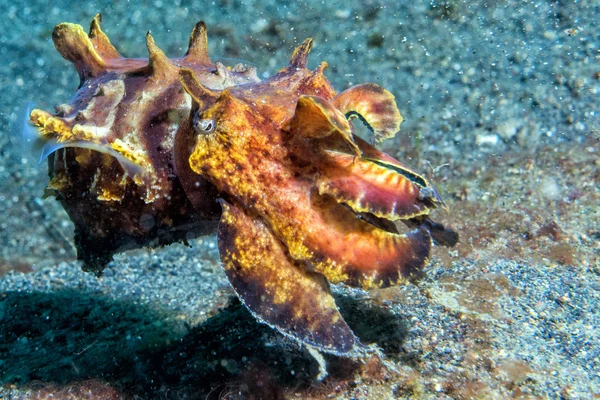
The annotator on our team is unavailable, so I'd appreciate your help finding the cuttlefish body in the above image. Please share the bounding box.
[179,43,456,354]
[28,15,457,354]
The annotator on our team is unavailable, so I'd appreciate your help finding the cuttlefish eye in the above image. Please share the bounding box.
[193,113,216,134]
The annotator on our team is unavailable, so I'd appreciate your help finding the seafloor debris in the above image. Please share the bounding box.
[29,14,457,355]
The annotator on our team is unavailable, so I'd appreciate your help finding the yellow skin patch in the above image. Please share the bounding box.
[218,200,353,352]
[110,139,152,171]
[30,109,71,139]
[47,173,70,192]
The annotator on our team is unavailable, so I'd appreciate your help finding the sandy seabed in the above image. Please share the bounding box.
[0,1,598,398]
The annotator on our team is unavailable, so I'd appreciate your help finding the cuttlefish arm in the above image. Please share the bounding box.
[330,83,402,143]
[317,150,439,220]
[287,88,445,221]
[217,199,358,354]
[314,91,458,245]
[315,148,457,246]
[273,191,432,290]
[284,95,361,157]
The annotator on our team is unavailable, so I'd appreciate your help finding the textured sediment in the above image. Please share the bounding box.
[1,1,598,398]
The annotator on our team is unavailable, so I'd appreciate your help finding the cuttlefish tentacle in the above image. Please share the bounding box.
[331,83,403,143]
[218,199,358,353]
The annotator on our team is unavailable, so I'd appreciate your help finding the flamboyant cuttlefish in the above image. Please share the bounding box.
[27,14,458,355]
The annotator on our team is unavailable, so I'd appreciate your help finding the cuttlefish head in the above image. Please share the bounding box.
[179,70,362,355]
[178,51,458,355]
